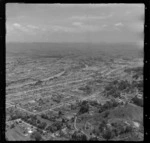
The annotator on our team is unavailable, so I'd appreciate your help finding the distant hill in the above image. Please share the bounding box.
[6,42,143,59]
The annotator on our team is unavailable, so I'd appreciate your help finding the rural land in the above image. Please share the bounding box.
[6,42,143,141]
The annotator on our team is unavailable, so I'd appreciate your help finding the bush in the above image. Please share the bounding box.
[125,125,133,133]
[10,124,15,129]
[99,120,107,132]
[89,136,99,140]
[78,102,89,115]
[71,131,87,140]
[102,128,113,140]
[99,108,104,113]
[132,96,143,107]
[110,121,132,136]
[79,85,92,94]
[92,128,100,136]
[30,131,43,141]
[103,111,109,118]
[38,122,47,130]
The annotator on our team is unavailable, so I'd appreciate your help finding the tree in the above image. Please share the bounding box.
[111,121,127,136]
[71,131,87,140]
[30,131,43,141]
[92,128,100,136]
[79,85,92,94]
[125,125,133,133]
[82,100,88,105]
[36,119,41,124]
[89,136,99,140]
[78,100,89,115]
[103,111,110,118]
[113,80,119,85]
[66,123,72,130]
[10,124,15,129]
[46,125,52,132]
[38,122,47,130]
[99,120,107,133]
[102,127,113,140]
[111,99,118,107]
[132,96,143,107]
[99,103,104,113]
[78,103,89,115]
[58,111,63,117]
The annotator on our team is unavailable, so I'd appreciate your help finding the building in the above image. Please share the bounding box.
[61,127,67,135]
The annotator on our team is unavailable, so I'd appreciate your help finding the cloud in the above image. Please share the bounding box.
[125,11,132,15]
[81,25,101,31]
[70,13,113,21]
[46,23,105,33]
[6,24,14,31]
[13,23,30,32]
[27,24,39,29]
[128,22,144,33]
[7,23,42,35]
[51,4,113,8]
[113,22,124,31]
[8,23,77,34]
[115,22,124,27]
[53,4,128,8]
[48,25,77,33]
[72,22,107,32]
[7,22,110,36]
[13,23,21,28]
[6,24,15,35]
[72,22,83,26]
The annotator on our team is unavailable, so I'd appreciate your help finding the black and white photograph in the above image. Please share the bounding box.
[6,4,144,141]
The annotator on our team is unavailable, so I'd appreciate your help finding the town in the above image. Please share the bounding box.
[6,44,143,141]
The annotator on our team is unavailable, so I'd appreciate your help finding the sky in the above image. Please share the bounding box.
[6,3,144,47]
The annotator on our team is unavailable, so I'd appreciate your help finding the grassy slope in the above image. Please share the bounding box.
[107,103,143,123]
[6,127,30,141]
[77,103,143,129]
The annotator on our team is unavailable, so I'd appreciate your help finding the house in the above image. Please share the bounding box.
[51,133,55,138]
[125,121,130,126]
[29,100,36,104]
[28,129,33,134]
[54,132,60,137]
[27,127,33,134]
[133,121,140,128]
[137,93,142,99]
[16,118,22,124]
[65,115,74,120]
[56,118,62,122]
[116,98,123,103]
[89,111,94,116]
[61,127,67,135]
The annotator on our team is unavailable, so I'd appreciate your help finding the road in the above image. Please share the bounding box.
[7,88,103,116]
[102,66,124,77]
[7,77,92,98]
[74,116,78,131]
[6,98,77,115]
[6,70,65,89]
[7,66,124,99]
[73,115,103,140]
[6,118,47,133]
[7,90,101,118]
